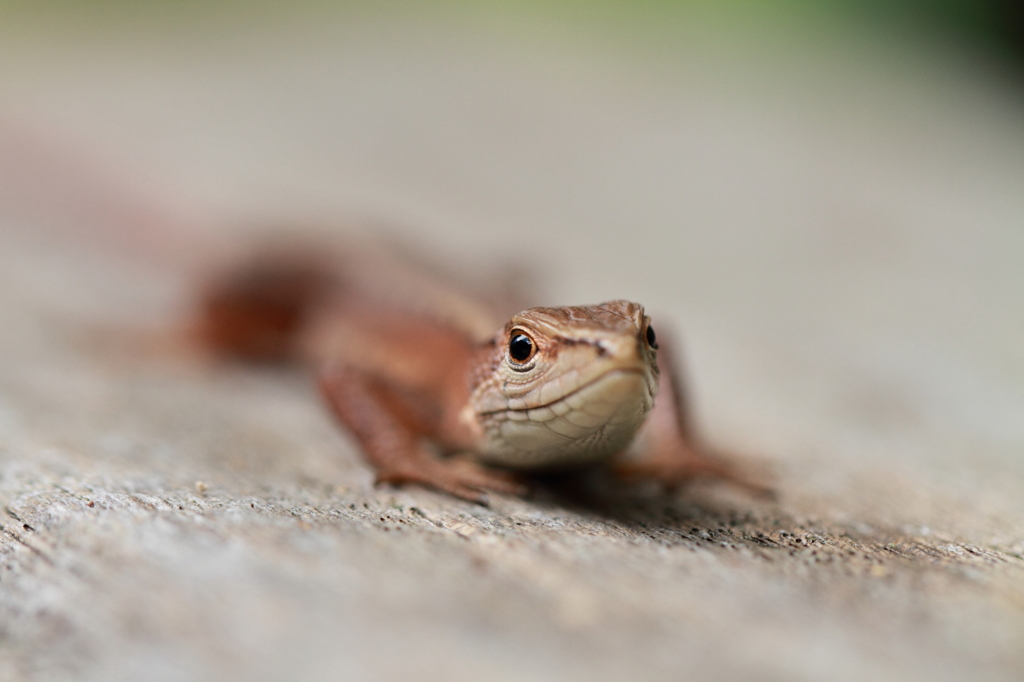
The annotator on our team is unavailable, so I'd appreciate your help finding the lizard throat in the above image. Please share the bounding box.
[471,367,657,469]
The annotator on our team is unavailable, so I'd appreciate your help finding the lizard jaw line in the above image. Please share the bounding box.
[478,367,651,417]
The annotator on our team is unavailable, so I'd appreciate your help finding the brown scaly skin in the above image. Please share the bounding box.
[200,251,764,505]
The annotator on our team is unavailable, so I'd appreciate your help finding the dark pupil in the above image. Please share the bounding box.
[509,334,533,362]
[645,324,658,349]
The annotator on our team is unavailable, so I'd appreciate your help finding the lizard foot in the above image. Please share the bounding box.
[614,449,775,500]
[376,458,527,505]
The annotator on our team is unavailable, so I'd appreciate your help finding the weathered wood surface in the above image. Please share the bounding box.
[1,7,1023,681]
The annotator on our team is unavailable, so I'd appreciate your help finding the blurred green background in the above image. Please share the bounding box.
[1,0,1022,65]
[0,0,1021,53]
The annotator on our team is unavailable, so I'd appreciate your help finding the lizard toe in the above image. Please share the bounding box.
[375,459,523,504]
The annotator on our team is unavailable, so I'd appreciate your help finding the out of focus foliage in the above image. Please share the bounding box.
[855,0,1024,65]
[0,0,1022,71]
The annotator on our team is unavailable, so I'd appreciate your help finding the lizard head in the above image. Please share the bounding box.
[466,300,660,469]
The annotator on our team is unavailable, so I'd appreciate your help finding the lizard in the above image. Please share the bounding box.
[197,243,760,504]
[0,122,762,504]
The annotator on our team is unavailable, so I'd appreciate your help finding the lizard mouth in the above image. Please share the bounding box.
[479,367,651,417]
[473,366,657,469]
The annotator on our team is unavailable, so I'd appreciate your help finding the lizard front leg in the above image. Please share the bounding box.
[318,364,525,504]
[617,333,772,497]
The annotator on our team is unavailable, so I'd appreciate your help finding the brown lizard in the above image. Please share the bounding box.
[0,123,761,505]
[197,244,758,504]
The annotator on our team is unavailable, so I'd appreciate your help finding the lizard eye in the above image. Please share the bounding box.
[508,332,535,363]
[645,324,658,349]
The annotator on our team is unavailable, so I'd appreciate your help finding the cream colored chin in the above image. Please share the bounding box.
[475,369,654,469]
